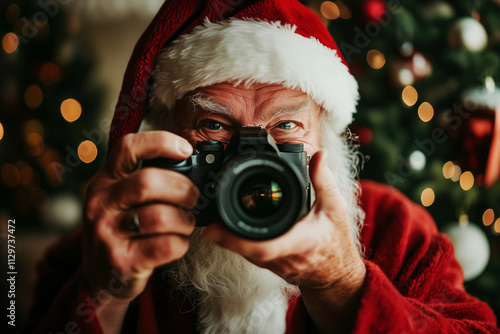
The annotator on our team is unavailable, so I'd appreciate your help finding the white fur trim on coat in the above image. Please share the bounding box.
[150,19,359,133]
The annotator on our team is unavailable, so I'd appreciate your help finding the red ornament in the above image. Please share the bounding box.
[364,0,387,21]
[356,126,373,147]
[454,88,500,187]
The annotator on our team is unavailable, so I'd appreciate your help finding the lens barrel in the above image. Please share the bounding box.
[216,151,307,240]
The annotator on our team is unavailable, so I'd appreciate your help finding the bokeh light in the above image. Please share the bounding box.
[450,165,462,182]
[365,0,386,20]
[367,49,385,69]
[60,98,82,122]
[421,188,435,207]
[37,148,61,169]
[45,163,65,186]
[20,165,34,185]
[495,219,500,234]
[24,85,43,109]
[39,62,61,85]
[1,163,20,187]
[320,1,340,20]
[409,150,426,171]
[16,161,32,186]
[336,1,352,19]
[418,102,434,122]
[2,32,18,54]
[402,85,418,106]
[6,4,20,24]
[483,209,495,226]
[25,132,45,156]
[443,161,454,179]
[459,171,474,191]
[78,140,98,163]
[24,119,45,138]
[0,122,4,141]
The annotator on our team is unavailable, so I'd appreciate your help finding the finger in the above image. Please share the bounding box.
[108,168,199,210]
[204,223,286,263]
[106,131,193,178]
[122,204,195,237]
[129,234,190,272]
[309,151,347,214]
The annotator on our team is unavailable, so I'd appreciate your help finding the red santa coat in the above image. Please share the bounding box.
[24,180,499,333]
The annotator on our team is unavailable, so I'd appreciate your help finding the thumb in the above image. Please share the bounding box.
[309,151,346,213]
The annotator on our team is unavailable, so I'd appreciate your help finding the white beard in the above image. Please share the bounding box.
[163,228,299,334]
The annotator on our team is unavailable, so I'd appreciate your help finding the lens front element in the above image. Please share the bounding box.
[217,152,307,240]
[239,176,283,218]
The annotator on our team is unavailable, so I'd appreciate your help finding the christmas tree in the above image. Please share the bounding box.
[303,0,500,320]
[0,1,104,229]
[1,1,104,326]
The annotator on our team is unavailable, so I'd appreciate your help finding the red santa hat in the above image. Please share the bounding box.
[109,0,359,150]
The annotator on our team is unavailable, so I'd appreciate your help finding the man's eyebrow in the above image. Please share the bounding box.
[267,100,315,119]
[188,93,233,116]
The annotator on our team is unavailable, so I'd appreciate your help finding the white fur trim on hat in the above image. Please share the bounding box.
[150,19,359,133]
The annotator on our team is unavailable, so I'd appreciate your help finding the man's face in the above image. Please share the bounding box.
[172,82,323,155]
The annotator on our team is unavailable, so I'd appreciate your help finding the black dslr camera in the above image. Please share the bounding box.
[142,127,310,240]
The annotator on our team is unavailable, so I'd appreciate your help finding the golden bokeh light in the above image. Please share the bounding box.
[78,140,98,163]
[494,219,500,234]
[24,119,44,138]
[60,98,82,122]
[421,188,435,207]
[2,32,18,54]
[483,209,495,226]
[321,1,340,20]
[367,49,385,69]
[459,171,474,191]
[450,165,462,182]
[0,122,4,141]
[336,1,352,19]
[26,132,45,156]
[1,163,20,187]
[402,85,418,107]
[443,161,454,179]
[24,85,43,109]
[418,102,434,122]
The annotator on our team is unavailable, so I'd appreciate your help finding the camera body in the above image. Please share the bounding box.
[142,126,310,240]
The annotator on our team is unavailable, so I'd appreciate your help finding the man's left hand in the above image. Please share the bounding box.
[204,150,365,290]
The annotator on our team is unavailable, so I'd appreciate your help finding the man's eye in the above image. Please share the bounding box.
[277,121,296,130]
[205,120,223,130]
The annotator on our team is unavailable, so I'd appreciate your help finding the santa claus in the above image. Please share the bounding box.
[25,0,498,333]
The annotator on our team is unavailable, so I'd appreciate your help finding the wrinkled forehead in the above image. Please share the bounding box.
[175,82,322,122]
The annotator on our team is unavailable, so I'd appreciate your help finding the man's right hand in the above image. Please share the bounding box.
[81,131,198,332]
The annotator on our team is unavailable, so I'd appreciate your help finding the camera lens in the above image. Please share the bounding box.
[238,176,283,218]
[216,151,308,240]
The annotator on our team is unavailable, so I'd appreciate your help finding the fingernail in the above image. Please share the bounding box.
[177,139,193,156]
